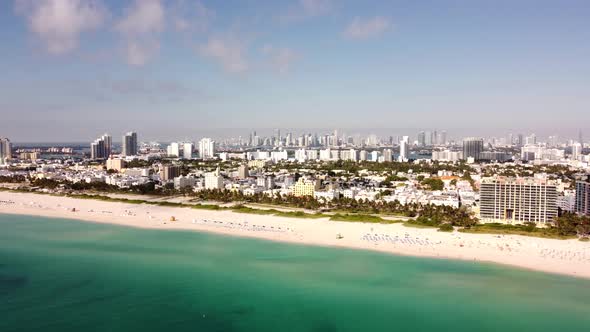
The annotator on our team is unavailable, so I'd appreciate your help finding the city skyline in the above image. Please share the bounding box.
[1,0,590,141]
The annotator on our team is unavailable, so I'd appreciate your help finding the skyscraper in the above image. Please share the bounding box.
[417,131,426,147]
[462,137,484,161]
[122,132,138,156]
[517,134,524,147]
[572,143,582,160]
[424,131,433,146]
[167,142,181,158]
[0,138,12,164]
[199,138,215,159]
[575,179,590,216]
[439,131,447,146]
[398,136,409,162]
[183,142,194,159]
[90,134,111,160]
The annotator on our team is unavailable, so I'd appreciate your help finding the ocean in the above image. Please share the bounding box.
[1,214,589,332]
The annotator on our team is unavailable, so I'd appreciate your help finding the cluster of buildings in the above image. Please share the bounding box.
[2,129,590,228]
[91,132,137,160]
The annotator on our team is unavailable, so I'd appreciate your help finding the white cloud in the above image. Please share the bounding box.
[172,0,214,32]
[278,0,333,23]
[116,0,164,66]
[344,16,391,40]
[198,37,248,73]
[300,0,332,16]
[15,0,107,55]
[262,45,299,74]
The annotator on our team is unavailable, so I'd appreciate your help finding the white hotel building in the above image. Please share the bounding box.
[479,176,558,225]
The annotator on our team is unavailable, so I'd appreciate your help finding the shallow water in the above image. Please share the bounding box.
[1,214,589,331]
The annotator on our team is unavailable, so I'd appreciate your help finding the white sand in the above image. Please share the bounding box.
[1,191,590,279]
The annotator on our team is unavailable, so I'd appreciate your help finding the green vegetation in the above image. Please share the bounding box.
[459,223,577,240]
[329,213,401,224]
[420,178,444,191]
[402,221,436,229]
[579,237,589,242]
[438,223,454,232]
[553,213,590,237]
[0,175,27,183]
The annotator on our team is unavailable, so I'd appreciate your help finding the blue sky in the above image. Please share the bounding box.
[1,0,589,142]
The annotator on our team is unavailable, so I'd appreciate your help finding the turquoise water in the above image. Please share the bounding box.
[1,214,589,332]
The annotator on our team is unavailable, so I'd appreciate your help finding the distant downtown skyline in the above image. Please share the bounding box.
[6,127,589,145]
[1,1,589,140]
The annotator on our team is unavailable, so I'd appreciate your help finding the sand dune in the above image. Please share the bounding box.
[1,191,589,279]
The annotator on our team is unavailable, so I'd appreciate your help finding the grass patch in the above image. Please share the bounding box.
[231,205,327,219]
[275,211,326,219]
[458,223,576,240]
[438,223,454,232]
[579,237,590,242]
[402,221,437,229]
[330,213,401,224]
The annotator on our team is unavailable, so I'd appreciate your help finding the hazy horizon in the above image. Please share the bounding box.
[7,127,590,144]
[1,0,589,142]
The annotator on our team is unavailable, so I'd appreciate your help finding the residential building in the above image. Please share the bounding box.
[479,176,558,225]
[174,175,198,190]
[19,152,39,160]
[462,137,483,161]
[575,180,590,216]
[237,164,249,179]
[122,132,138,156]
[291,178,320,197]
[205,167,223,189]
[0,138,12,164]
[572,143,582,160]
[398,136,409,162]
[382,149,393,162]
[90,134,111,160]
[182,142,195,159]
[167,142,181,158]
[432,150,462,162]
[161,165,181,181]
[106,158,126,172]
[199,138,215,159]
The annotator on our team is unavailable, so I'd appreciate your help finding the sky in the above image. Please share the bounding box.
[1,0,589,142]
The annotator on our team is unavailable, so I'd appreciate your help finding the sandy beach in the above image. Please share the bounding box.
[1,191,590,279]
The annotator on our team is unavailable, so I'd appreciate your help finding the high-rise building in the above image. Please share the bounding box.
[237,164,249,179]
[398,136,409,162]
[167,142,181,158]
[572,143,582,160]
[102,134,112,157]
[205,167,224,189]
[160,165,181,181]
[0,138,12,164]
[183,142,194,159]
[517,134,524,147]
[575,180,590,216]
[424,131,433,146]
[480,176,558,225]
[525,134,536,145]
[417,131,426,147]
[439,131,447,146]
[122,132,138,156]
[199,138,215,159]
[90,134,111,160]
[382,149,393,162]
[462,137,484,161]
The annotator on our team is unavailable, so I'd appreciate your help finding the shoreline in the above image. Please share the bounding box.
[1,191,590,279]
